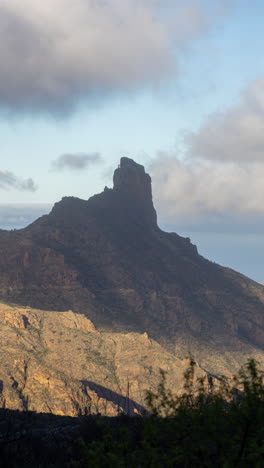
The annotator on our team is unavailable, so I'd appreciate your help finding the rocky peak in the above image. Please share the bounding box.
[113,157,157,227]
[113,158,151,196]
[48,158,157,229]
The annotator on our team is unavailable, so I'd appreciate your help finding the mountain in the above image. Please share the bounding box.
[0,301,201,416]
[0,157,263,392]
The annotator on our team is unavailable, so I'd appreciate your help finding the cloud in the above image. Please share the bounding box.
[151,156,264,216]
[149,77,264,232]
[150,153,264,232]
[0,171,37,191]
[0,204,51,229]
[51,152,103,171]
[0,0,228,114]
[185,79,264,162]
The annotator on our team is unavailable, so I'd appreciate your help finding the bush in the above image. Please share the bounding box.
[143,358,264,467]
[2,359,264,467]
[73,358,264,467]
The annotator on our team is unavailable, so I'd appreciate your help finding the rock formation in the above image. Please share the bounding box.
[0,302,191,416]
[0,157,263,414]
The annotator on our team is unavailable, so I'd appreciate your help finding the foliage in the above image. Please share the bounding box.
[1,358,264,467]
[143,358,264,467]
[72,358,264,467]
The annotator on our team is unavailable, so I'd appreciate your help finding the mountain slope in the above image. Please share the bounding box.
[1,301,264,417]
[0,157,263,374]
[0,302,191,415]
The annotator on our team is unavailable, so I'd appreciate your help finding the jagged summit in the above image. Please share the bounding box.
[113,157,151,198]
[50,157,157,228]
[112,157,157,226]
[0,158,264,418]
[0,157,263,372]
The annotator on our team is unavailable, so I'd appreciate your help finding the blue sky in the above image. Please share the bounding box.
[0,0,264,282]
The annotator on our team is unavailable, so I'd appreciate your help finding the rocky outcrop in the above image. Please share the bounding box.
[0,158,263,381]
[0,302,196,416]
[113,157,157,226]
[1,302,263,416]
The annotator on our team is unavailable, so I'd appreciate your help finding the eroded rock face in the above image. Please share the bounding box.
[0,158,263,374]
[113,157,157,226]
[0,303,188,416]
[1,302,263,416]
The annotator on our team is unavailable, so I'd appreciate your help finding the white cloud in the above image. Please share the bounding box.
[0,0,227,114]
[150,77,264,228]
[150,155,264,222]
[185,79,264,162]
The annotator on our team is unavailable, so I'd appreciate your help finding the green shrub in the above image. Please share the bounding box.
[73,358,264,467]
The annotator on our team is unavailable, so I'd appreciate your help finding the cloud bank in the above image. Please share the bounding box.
[0,204,51,229]
[51,152,102,171]
[151,78,264,230]
[185,79,264,162]
[151,157,264,217]
[0,0,227,114]
[0,171,37,192]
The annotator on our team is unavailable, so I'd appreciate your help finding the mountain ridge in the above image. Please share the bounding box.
[0,157,263,374]
[0,300,263,417]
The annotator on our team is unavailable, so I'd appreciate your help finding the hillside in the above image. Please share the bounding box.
[0,302,195,416]
[0,158,263,415]
[1,301,264,417]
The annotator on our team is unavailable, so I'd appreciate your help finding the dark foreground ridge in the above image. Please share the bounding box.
[0,157,263,367]
[1,358,264,467]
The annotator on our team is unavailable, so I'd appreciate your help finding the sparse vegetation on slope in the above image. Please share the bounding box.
[0,301,264,418]
[1,358,264,467]
[70,358,264,467]
[0,158,263,368]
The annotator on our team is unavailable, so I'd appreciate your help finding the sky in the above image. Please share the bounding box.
[0,0,264,282]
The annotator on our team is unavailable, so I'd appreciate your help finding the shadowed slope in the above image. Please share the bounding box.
[0,157,263,362]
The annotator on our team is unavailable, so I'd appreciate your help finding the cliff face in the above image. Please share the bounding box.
[0,302,191,416]
[1,302,263,417]
[0,157,263,372]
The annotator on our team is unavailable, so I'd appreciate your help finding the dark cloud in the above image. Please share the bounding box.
[0,171,37,191]
[51,153,103,171]
[0,0,229,115]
